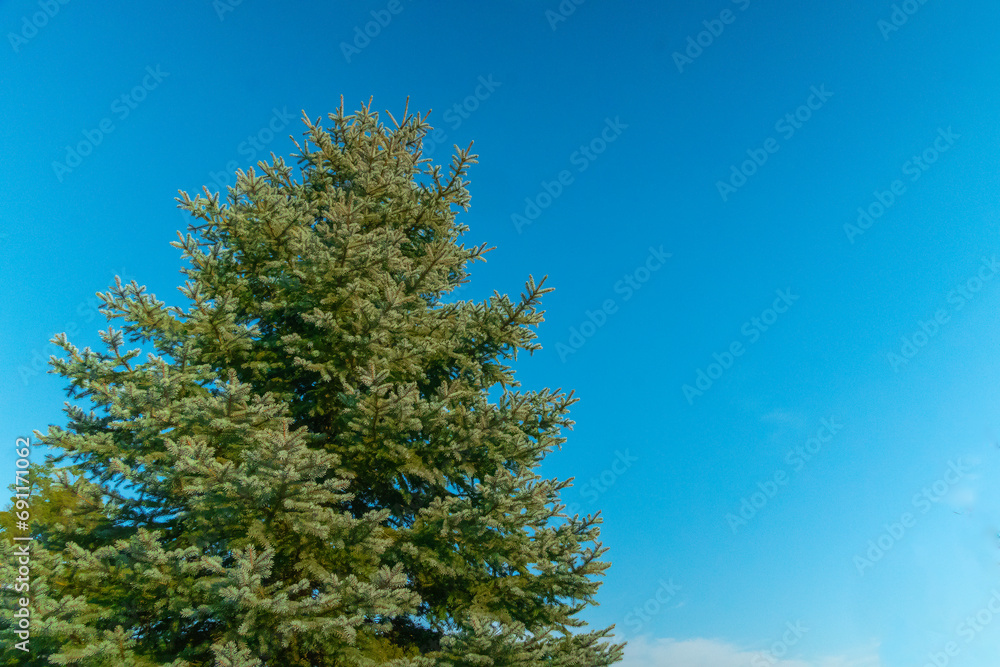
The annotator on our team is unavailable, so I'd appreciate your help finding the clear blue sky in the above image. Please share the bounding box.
[4,2,1000,665]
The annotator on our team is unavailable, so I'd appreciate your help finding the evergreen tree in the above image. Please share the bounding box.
[1,100,624,666]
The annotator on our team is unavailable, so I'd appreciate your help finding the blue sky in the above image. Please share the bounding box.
[4,1,1000,665]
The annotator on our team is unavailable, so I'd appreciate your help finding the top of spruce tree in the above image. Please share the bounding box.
[0,99,624,666]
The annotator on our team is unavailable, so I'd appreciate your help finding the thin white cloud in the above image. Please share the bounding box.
[616,636,882,667]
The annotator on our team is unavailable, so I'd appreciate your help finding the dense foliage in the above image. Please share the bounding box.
[1,101,623,666]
